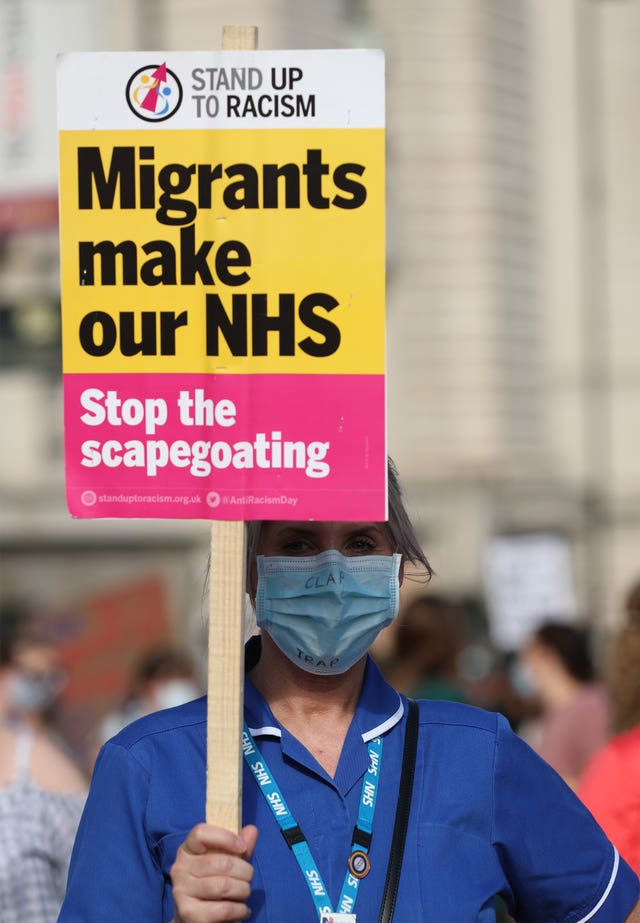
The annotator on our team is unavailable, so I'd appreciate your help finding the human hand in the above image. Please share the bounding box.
[171,823,258,922]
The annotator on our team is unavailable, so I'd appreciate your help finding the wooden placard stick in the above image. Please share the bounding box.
[205,26,257,832]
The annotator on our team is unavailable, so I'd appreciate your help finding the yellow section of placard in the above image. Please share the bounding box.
[59,128,384,375]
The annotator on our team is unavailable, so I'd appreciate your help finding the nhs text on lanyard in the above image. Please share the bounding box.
[242,722,383,923]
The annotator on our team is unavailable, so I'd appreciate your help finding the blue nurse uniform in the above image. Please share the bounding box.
[58,652,639,922]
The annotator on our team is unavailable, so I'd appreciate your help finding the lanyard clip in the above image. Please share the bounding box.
[351,826,372,851]
[281,824,306,849]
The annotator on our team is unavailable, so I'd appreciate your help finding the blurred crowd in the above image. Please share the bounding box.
[375,576,640,875]
[0,603,87,922]
[0,600,203,922]
[1,576,639,920]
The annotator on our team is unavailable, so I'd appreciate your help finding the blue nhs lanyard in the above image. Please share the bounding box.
[242,722,383,920]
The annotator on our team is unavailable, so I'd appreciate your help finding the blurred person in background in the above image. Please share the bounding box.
[516,620,612,789]
[87,645,201,770]
[379,592,468,702]
[9,626,69,738]
[579,579,640,874]
[0,609,87,923]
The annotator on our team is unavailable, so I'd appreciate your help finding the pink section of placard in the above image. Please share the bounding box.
[64,373,386,520]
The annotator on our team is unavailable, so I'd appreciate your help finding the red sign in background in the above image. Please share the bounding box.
[56,575,173,756]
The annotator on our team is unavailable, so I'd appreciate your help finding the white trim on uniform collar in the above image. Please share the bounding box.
[248,725,282,738]
[248,695,405,743]
[361,694,405,743]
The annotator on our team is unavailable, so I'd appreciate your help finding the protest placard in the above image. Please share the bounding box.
[58,32,386,830]
[57,45,386,521]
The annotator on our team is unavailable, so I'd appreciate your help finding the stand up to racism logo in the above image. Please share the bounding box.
[126,63,183,121]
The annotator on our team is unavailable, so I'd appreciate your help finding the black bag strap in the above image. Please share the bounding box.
[378,698,419,923]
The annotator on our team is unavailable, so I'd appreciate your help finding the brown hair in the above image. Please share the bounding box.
[533,622,596,683]
[609,579,640,734]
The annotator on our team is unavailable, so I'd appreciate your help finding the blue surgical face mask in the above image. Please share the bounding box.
[255,550,402,675]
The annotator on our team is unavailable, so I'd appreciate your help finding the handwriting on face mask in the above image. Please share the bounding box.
[304,570,345,589]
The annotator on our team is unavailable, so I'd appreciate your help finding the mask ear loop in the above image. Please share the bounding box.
[392,549,406,587]
[245,522,263,606]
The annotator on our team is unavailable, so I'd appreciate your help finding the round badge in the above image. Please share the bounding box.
[348,849,371,879]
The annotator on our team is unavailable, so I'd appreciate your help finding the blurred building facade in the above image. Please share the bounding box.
[383,0,640,635]
[1,0,638,663]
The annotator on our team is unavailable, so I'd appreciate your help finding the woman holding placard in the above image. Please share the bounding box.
[58,461,640,923]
